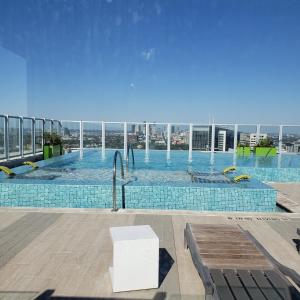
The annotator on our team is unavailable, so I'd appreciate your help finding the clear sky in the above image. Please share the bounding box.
[0,0,300,124]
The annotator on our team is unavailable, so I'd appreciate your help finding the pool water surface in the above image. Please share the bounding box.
[1,149,298,212]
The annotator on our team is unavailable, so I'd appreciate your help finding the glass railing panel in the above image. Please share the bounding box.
[127,123,146,150]
[192,125,210,151]
[260,125,280,150]
[0,116,5,159]
[52,120,61,135]
[61,121,80,149]
[237,125,257,149]
[23,118,33,155]
[282,126,300,153]
[35,119,44,152]
[44,119,52,134]
[8,116,20,157]
[149,123,167,150]
[214,125,235,152]
[83,122,102,148]
[170,124,189,150]
[105,123,124,150]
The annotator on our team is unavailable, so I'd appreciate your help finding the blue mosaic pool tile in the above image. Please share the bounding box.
[123,185,276,212]
[239,167,300,182]
[0,183,122,209]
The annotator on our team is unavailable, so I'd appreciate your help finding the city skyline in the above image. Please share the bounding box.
[0,0,300,123]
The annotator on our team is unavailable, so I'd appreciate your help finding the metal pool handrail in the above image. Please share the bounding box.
[112,150,125,212]
[126,143,135,168]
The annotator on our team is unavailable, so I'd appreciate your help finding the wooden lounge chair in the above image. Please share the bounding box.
[184,223,300,300]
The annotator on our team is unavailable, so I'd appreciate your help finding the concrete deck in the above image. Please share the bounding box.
[0,208,299,299]
[273,183,300,212]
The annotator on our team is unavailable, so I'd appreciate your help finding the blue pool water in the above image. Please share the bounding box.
[1,149,299,212]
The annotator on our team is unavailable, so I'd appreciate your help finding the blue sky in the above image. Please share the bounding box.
[0,0,300,123]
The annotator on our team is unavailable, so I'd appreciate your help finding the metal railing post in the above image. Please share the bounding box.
[79,120,83,151]
[50,119,53,134]
[42,119,45,148]
[4,115,9,160]
[188,123,193,162]
[145,122,149,160]
[211,124,215,152]
[32,118,36,155]
[20,117,24,158]
[59,121,62,135]
[256,124,261,145]
[234,124,238,151]
[124,122,127,159]
[102,121,105,157]
[167,123,171,160]
[279,125,283,154]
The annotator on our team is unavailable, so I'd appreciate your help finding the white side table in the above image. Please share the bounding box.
[109,225,159,292]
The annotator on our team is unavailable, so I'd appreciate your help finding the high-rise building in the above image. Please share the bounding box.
[218,130,226,152]
[192,126,210,150]
[214,127,234,151]
[131,124,136,134]
[192,126,234,151]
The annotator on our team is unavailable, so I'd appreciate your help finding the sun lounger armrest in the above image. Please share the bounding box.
[243,228,300,287]
[184,224,214,296]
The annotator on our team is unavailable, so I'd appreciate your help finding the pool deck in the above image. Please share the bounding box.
[273,183,300,213]
[0,207,299,299]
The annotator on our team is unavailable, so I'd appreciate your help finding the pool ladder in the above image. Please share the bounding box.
[126,143,135,168]
[112,145,135,212]
[112,151,125,212]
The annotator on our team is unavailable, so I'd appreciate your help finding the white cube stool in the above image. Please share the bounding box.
[109,225,159,292]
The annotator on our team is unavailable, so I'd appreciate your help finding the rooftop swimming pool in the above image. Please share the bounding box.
[1,149,299,212]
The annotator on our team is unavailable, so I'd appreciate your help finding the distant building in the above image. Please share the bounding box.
[218,130,226,152]
[192,126,234,151]
[131,124,136,134]
[238,133,267,148]
[239,133,250,146]
[192,126,210,150]
[249,133,267,148]
[138,124,145,135]
[285,142,294,152]
[63,127,71,137]
[215,127,234,151]
[286,140,300,153]
[294,142,300,152]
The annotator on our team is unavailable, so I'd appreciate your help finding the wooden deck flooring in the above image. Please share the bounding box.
[187,224,273,270]
[0,208,299,299]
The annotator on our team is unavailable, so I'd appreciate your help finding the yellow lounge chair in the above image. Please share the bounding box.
[23,161,39,169]
[223,166,236,174]
[233,174,251,183]
[0,166,16,177]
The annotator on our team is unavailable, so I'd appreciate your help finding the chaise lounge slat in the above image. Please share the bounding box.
[265,270,293,300]
[237,270,267,300]
[250,270,282,300]
[209,269,235,300]
[222,269,251,300]
[184,223,300,300]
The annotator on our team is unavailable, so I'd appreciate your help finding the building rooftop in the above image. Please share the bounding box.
[0,203,299,299]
